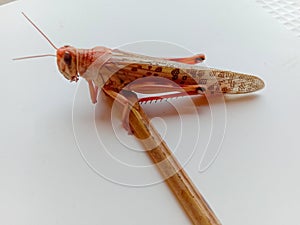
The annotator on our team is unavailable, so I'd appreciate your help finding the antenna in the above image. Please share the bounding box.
[21,12,58,50]
[13,54,56,60]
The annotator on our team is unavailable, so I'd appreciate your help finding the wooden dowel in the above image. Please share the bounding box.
[107,91,222,225]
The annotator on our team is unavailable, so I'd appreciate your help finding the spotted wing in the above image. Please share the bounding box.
[97,49,265,95]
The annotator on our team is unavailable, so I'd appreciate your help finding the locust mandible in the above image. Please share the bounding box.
[15,13,265,130]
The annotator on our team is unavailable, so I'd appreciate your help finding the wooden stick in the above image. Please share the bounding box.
[108,92,222,225]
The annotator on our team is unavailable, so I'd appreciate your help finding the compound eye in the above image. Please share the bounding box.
[63,51,72,66]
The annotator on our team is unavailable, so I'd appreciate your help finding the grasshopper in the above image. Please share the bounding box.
[15,13,265,131]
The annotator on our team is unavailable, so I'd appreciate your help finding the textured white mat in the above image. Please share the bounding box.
[257,0,300,37]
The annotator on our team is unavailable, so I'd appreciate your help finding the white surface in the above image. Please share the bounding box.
[1,0,300,224]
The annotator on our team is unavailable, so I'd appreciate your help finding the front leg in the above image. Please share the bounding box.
[87,80,98,104]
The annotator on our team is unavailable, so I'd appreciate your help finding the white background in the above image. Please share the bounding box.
[1,0,300,224]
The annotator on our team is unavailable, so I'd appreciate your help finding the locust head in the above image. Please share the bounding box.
[14,13,80,83]
[56,45,79,82]
[15,13,113,84]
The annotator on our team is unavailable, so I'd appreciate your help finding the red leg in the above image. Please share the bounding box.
[166,54,205,64]
[139,87,205,103]
[102,88,138,134]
